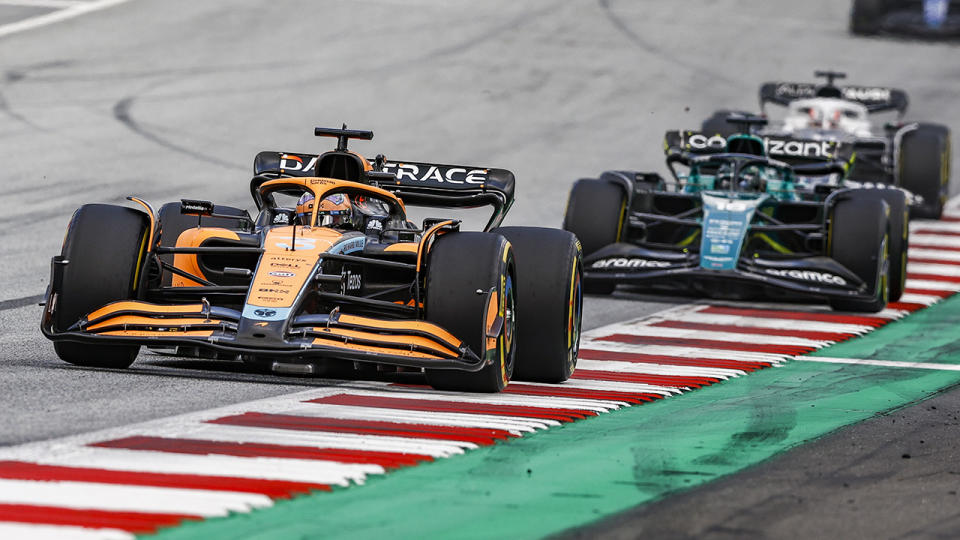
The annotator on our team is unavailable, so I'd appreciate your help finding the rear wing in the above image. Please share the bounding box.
[251,151,516,230]
[759,82,909,115]
[664,130,845,165]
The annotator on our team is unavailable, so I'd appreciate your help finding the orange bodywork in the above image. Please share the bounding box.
[311,327,458,357]
[383,243,418,253]
[87,316,223,331]
[87,301,206,321]
[247,227,345,308]
[336,313,461,347]
[308,337,448,360]
[172,228,241,287]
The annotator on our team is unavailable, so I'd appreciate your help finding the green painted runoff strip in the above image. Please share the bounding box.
[144,296,960,540]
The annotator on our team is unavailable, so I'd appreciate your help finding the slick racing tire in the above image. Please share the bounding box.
[701,110,755,138]
[563,178,624,295]
[53,204,149,369]
[828,195,890,313]
[899,124,950,220]
[424,232,516,392]
[849,0,887,35]
[493,227,582,383]
[156,202,251,286]
[854,190,908,302]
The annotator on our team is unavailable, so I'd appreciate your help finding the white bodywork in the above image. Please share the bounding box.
[781,98,873,137]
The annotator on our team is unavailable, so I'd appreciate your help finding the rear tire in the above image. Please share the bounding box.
[828,194,889,313]
[53,204,149,368]
[899,124,950,220]
[493,227,582,383]
[563,179,625,295]
[701,109,755,138]
[850,0,887,35]
[424,232,516,392]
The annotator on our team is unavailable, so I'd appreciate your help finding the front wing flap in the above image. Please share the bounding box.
[43,300,486,371]
[583,243,875,302]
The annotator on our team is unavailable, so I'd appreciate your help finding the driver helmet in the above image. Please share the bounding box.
[296,192,315,225]
[316,193,354,229]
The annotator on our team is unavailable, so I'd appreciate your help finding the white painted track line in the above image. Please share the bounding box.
[905,279,960,292]
[272,403,558,432]
[645,311,873,335]
[580,340,791,364]
[150,424,467,459]
[796,357,960,371]
[910,248,960,262]
[910,234,960,248]
[586,322,829,348]
[0,478,272,516]
[0,448,384,486]
[0,523,133,540]
[0,0,131,39]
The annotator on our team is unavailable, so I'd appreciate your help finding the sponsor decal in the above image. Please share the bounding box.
[269,271,296,278]
[842,86,892,103]
[366,219,383,232]
[775,83,817,99]
[257,287,291,294]
[766,139,834,158]
[591,258,672,269]
[257,296,284,303]
[329,237,365,255]
[687,134,727,150]
[273,213,290,225]
[764,268,847,285]
[382,162,488,185]
[686,133,834,158]
[243,305,291,321]
[709,200,753,212]
[344,273,362,292]
[269,262,300,268]
[279,154,321,173]
[274,237,317,251]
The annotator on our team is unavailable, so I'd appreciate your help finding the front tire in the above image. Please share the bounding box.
[828,194,890,313]
[493,227,582,383]
[855,190,908,302]
[899,124,950,220]
[53,204,149,368]
[424,232,516,392]
[563,178,625,295]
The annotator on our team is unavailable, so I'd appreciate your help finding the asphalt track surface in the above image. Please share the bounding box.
[0,0,959,537]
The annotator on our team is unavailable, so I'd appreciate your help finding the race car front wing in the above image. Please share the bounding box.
[41,299,487,372]
[583,243,878,303]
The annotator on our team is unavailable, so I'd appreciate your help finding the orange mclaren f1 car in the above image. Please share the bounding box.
[41,127,583,392]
